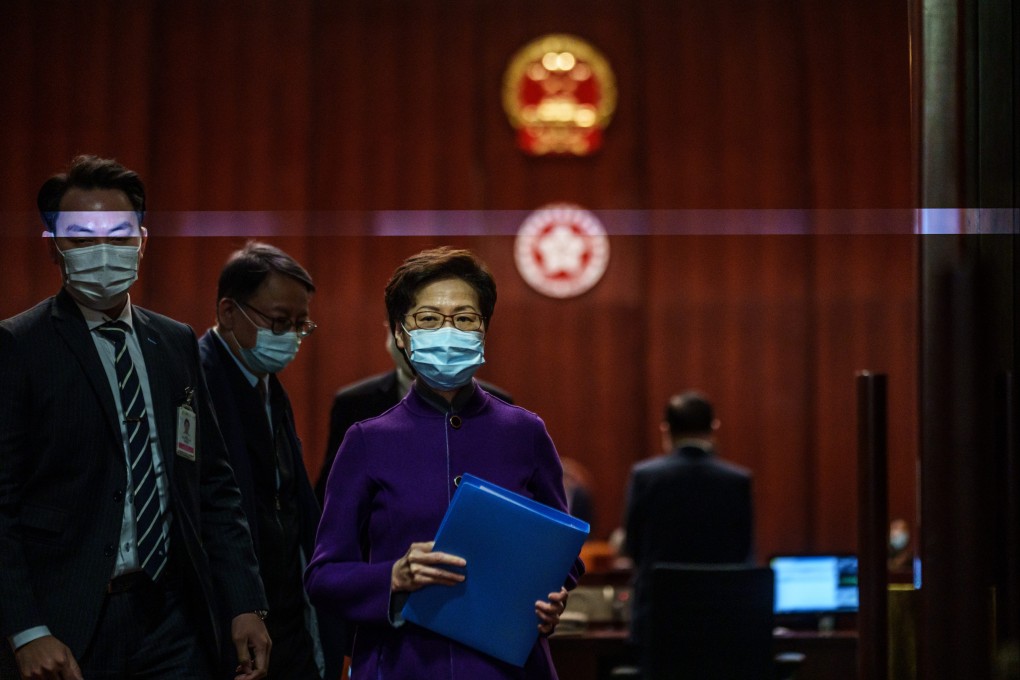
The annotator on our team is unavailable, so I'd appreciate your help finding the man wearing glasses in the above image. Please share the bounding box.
[199,241,341,680]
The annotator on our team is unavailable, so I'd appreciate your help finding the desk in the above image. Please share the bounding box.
[773,630,858,680]
[549,627,858,680]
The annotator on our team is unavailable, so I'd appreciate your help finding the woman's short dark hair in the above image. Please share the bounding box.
[217,241,316,303]
[384,246,497,333]
[37,155,146,233]
[665,391,714,436]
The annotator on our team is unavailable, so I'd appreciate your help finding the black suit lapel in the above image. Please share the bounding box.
[133,308,178,479]
[51,290,122,444]
[210,336,276,485]
[216,340,274,444]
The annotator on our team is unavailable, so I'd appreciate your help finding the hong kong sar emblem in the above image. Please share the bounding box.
[502,34,617,156]
[514,204,610,299]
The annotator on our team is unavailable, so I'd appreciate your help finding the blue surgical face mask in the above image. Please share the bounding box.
[234,306,301,374]
[404,326,485,391]
[56,242,140,310]
[890,530,909,552]
[237,328,300,374]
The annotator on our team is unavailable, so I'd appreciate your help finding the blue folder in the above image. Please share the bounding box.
[401,473,590,666]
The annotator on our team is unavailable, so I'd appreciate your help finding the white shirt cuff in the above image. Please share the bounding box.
[10,625,52,652]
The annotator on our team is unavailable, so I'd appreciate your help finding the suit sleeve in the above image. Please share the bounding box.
[305,423,398,625]
[622,468,644,562]
[315,394,347,505]
[189,331,268,617]
[0,324,45,639]
[740,474,755,564]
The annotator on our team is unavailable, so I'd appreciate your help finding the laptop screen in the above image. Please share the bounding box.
[769,555,859,615]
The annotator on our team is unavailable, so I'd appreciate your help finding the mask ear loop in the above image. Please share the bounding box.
[229,300,256,352]
[48,236,70,285]
[398,324,418,376]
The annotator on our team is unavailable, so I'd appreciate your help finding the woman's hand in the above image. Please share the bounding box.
[535,587,569,635]
[391,541,467,593]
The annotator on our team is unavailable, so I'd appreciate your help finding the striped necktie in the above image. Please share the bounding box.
[97,321,168,581]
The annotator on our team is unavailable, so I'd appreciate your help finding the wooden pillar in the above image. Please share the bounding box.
[911,0,1018,676]
[857,372,888,680]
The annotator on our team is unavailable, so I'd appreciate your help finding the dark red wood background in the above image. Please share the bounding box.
[0,0,915,560]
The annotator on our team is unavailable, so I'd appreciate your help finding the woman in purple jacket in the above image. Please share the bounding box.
[306,246,582,680]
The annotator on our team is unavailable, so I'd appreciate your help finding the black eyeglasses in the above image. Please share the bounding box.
[237,300,317,338]
[405,310,485,332]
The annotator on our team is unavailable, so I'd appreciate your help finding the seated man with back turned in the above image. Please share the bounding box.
[622,390,754,647]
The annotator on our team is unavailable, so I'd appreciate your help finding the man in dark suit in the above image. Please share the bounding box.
[314,334,513,504]
[622,391,754,647]
[199,241,341,679]
[0,156,270,679]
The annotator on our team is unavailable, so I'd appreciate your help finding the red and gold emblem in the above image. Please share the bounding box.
[502,34,617,156]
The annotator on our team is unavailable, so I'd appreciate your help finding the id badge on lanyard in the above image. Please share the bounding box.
[176,386,197,461]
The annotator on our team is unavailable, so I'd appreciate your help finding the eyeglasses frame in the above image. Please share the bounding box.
[403,310,486,332]
[236,299,317,338]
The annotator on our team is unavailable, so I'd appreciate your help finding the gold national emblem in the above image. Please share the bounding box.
[502,34,617,156]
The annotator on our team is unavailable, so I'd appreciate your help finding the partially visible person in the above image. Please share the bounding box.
[315,331,512,505]
[888,518,913,576]
[306,246,581,680]
[0,155,269,679]
[561,457,595,528]
[622,391,753,648]
[199,242,343,679]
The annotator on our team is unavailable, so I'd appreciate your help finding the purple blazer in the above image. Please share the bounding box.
[306,381,583,680]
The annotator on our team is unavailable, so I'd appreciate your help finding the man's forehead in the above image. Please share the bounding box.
[53,210,141,237]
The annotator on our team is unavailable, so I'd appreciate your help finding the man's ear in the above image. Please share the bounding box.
[659,421,672,454]
[216,298,236,331]
[46,234,61,265]
[138,226,148,260]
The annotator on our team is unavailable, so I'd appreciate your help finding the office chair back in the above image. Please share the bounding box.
[648,563,775,680]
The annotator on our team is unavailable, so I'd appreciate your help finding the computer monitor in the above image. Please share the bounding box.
[769,554,859,615]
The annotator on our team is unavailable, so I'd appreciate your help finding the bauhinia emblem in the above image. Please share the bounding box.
[502,34,617,156]
[514,204,610,298]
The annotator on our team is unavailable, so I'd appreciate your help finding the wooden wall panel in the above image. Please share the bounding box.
[0,0,915,557]
[0,231,917,557]
[811,234,919,550]
[644,235,815,559]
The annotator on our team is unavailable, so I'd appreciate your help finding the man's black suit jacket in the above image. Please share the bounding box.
[198,330,343,678]
[623,443,754,645]
[314,371,513,504]
[0,290,266,669]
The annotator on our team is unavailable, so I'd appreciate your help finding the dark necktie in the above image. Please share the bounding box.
[97,321,168,581]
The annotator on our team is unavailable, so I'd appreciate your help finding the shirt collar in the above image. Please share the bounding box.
[212,327,261,389]
[77,295,135,332]
[411,378,480,414]
[675,437,715,456]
